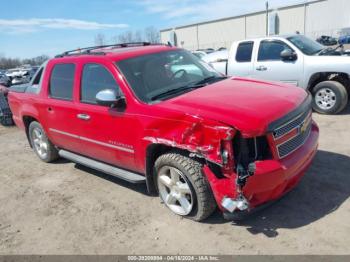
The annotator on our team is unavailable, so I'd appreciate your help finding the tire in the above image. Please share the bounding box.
[154,152,216,221]
[28,121,59,163]
[312,81,348,114]
[0,94,14,126]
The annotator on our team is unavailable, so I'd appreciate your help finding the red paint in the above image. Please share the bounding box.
[8,45,319,214]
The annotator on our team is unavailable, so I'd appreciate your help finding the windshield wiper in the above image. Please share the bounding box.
[150,86,195,101]
[188,76,227,87]
[317,45,342,55]
[317,47,332,55]
[150,76,227,101]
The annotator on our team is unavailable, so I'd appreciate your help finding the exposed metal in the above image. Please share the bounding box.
[221,195,249,213]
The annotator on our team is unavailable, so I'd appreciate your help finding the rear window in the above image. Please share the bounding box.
[236,42,254,62]
[49,64,75,100]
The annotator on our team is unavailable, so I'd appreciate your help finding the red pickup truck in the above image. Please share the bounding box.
[8,43,319,221]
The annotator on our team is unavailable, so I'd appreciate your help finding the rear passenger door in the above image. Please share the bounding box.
[252,39,303,86]
[42,63,81,152]
[75,62,136,169]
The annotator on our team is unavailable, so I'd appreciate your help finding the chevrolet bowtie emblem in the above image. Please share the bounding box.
[300,118,310,134]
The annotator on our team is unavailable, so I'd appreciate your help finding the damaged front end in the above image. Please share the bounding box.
[143,107,318,220]
[220,133,272,214]
[143,113,272,216]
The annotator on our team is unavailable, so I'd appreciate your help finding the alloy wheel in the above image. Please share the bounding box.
[32,127,48,159]
[157,166,194,216]
[315,87,337,110]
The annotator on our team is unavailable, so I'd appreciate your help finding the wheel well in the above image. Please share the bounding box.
[22,116,38,147]
[145,144,199,195]
[308,72,350,94]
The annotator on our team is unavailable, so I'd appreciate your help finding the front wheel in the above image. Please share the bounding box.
[154,152,217,221]
[29,121,59,163]
[312,81,348,114]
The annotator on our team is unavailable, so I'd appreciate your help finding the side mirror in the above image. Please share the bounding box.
[280,49,297,61]
[96,89,126,108]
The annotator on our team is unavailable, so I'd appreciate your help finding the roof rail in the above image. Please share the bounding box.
[54,42,166,58]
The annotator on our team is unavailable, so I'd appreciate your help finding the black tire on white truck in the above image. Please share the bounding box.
[312,81,348,114]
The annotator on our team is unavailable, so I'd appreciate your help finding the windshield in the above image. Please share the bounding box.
[116,50,221,102]
[287,35,324,55]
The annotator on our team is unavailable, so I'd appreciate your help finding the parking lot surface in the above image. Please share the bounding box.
[0,107,349,255]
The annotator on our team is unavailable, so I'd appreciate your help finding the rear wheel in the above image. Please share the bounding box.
[312,81,348,114]
[29,121,59,163]
[155,152,216,221]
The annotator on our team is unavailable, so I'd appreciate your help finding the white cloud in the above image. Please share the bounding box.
[0,18,128,34]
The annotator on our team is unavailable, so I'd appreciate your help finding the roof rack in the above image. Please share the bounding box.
[55,42,168,58]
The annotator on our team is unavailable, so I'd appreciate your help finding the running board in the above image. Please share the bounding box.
[58,150,146,184]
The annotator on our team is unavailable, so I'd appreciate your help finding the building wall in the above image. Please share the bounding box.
[160,0,350,51]
[197,17,245,50]
[305,0,350,38]
[278,5,305,35]
[245,13,266,39]
[172,26,198,50]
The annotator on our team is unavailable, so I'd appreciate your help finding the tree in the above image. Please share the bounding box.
[134,30,143,42]
[110,26,160,45]
[94,33,106,46]
[0,57,21,70]
[117,30,135,43]
[0,55,50,70]
[144,26,160,43]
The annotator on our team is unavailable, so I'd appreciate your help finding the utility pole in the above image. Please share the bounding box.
[266,1,269,36]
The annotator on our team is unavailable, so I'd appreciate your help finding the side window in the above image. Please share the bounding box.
[81,63,121,104]
[258,40,293,61]
[49,64,75,100]
[236,41,254,62]
[32,68,43,85]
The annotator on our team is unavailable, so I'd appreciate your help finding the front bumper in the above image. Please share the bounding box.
[223,197,278,221]
[203,122,319,220]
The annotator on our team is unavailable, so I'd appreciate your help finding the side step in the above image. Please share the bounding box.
[58,150,146,184]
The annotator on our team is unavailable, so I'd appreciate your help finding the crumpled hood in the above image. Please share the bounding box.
[159,77,307,136]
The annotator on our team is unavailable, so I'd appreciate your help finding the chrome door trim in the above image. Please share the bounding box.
[49,128,134,153]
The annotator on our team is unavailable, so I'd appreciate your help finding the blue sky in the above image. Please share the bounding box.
[0,0,307,58]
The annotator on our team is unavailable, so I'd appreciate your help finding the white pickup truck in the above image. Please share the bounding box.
[205,34,350,114]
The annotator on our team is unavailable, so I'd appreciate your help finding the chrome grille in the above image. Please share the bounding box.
[277,120,312,158]
[273,110,311,139]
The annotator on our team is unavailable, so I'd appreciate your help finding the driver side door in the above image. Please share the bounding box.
[75,61,137,170]
[252,39,304,86]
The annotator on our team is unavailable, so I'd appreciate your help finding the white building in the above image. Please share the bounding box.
[160,0,350,50]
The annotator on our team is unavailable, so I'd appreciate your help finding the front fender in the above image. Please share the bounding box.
[141,113,236,168]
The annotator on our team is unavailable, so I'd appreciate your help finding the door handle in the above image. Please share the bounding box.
[77,114,90,120]
[256,65,267,71]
